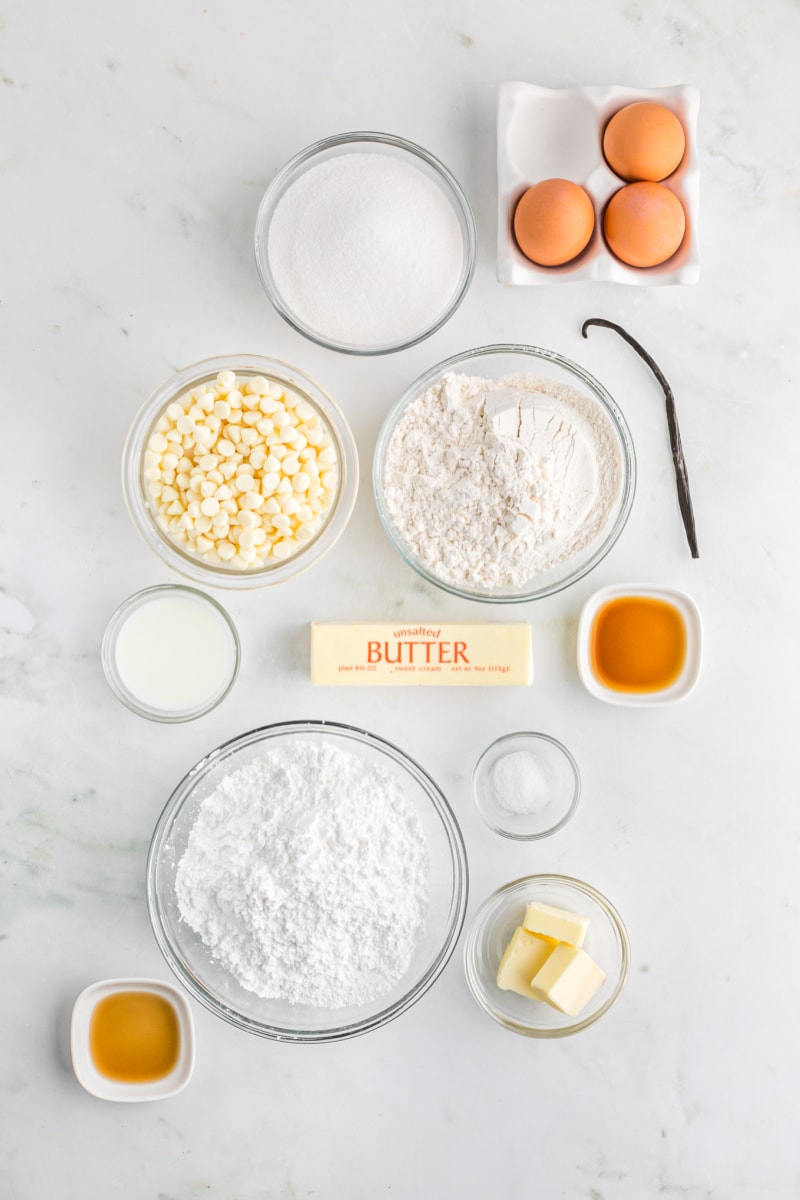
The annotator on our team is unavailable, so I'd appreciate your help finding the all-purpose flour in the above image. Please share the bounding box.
[175,741,429,1008]
[382,372,624,590]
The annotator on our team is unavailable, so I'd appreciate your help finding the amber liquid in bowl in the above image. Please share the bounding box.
[590,595,686,693]
[90,991,180,1083]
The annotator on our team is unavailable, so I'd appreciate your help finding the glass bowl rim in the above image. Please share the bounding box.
[471,731,581,841]
[254,130,478,356]
[372,342,637,603]
[121,353,359,591]
[101,584,241,723]
[463,872,630,1038]
[146,719,470,1043]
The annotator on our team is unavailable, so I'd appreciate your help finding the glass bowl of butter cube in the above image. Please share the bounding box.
[464,874,629,1037]
[123,355,359,589]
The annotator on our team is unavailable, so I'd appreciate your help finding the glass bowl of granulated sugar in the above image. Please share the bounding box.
[254,132,476,355]
[373,344,637,602]
[147,721,468,1043]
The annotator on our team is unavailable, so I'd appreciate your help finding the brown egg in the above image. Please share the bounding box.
[603,102,686,182]
[604,183,686,268]
[513,179,595,267]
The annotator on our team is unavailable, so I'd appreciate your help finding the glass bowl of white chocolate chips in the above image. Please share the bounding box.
[464,874,629,1037]
[123,355,359,588]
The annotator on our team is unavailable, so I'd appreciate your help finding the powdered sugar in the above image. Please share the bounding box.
[175,740,429,1009]
[381,372,624,590]
[267,152,464,347]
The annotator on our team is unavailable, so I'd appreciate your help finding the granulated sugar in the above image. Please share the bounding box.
[381,372,624,590]
[267,152,464,347]
[175,740,429,1008]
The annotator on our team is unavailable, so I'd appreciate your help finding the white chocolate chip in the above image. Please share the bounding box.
[148,370,338,571]
[272,539,297,560]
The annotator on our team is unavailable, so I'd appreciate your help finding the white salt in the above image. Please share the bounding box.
[489,750,552,816]
[267,151,464,348]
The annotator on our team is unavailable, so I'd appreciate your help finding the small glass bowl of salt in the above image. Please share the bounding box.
[471,732,580,840]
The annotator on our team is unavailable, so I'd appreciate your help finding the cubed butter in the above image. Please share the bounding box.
[522,901,589,947]
[495,926,556,999]
[310,623,532,686]
[529,943,606,1017]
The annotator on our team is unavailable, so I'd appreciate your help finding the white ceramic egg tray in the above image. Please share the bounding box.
[497,82,700,286]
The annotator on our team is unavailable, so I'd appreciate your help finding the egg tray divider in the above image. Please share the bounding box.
[497,82,700,286]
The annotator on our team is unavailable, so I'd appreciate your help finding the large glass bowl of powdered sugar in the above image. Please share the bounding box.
[374,344,636,602]
[254,132,476,355]
[147,721,468,1042]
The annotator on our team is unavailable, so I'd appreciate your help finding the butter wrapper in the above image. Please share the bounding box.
[310,623,532,686]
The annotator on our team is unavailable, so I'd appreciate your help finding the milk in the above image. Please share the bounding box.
[113,590,237,714]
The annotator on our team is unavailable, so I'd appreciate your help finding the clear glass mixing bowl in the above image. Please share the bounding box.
[147,721,469,1043]
[122,354,358,590]
[254,131,477,355]
[373,345,636,602]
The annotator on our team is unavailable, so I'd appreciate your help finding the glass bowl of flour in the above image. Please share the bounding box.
[147,721,468,1043]
[373,345,636,602]
[254,132,476,355]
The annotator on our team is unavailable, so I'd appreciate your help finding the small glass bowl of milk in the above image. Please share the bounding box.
[102,585,240,722]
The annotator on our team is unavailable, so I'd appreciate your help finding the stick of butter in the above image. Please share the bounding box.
[522,902,589,947]
[529,943,606,1016]
[310,623,532,686]
[496,927,556,999]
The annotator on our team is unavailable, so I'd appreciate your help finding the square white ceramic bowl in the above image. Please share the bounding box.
[577,583,702,706]
[70,978,195,1101]
[497,82,700,286]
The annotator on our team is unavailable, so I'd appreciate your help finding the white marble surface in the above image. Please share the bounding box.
[2,1,799,1196]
